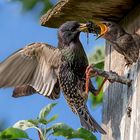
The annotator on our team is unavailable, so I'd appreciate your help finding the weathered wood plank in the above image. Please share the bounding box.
[40,0,138,28]
[102,4,140,140]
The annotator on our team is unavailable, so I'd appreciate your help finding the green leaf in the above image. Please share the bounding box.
[51,123,97,140]
[39,103,57,120]
[13,120,38,131]
[51,123,74,139]
[94,60,104,69]
[88,47,105,65]
[46,127,53,134]
[89,76,104,107]
[42,0,53,14]
[39,119,48,125]
[47,114,58,124]
[88,47,105,107]
[11,0,54,15]
[39,114,58,125]
[28,119,39,126]
[72,128,97,140]
[13,120,45,140]
[0,127,30,139]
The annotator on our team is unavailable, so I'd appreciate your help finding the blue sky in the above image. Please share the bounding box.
[0,1,105,139]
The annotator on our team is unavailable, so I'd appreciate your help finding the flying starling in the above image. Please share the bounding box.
[0,21,106,134]
[90,21,140,66]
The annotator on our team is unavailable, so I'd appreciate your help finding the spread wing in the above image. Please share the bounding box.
[0,43,62,99]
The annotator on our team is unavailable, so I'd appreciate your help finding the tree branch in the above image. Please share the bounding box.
[90,64,132,86]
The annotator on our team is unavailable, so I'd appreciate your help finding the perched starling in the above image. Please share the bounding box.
[0,21,106,134]
[90,21,140,66]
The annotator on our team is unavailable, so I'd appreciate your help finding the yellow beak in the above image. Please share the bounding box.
[96,23,108,39]
[78,23,88,32]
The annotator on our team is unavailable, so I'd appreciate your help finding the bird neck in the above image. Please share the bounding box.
[59,40,87,63]
[105,29,126,43]
[58,34,80,47]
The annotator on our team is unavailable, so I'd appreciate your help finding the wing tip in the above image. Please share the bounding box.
[12,85,36,98]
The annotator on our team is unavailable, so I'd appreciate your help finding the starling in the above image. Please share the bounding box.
[90,21,140,66]
[0,21,106,134]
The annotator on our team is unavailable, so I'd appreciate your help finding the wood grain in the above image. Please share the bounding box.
[102,4,140,140]
[40,0,139,28]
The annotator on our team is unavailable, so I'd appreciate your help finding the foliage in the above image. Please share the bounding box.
[52,123,97,140]
[0,127,30,140]
[88,47,105,107]
[0,103,97,140]
[88,47,105,65]
[0,120,6,131]
[11,0,54,15]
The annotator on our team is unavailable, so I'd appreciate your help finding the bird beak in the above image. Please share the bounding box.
[95,23,108,39]
[78,23,89,32]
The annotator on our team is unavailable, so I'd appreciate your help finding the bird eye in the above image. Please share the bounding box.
[107,23,111,26]
[71,27,75,32]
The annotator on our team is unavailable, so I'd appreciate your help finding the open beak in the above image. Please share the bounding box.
[78,23,89,32]
[95,23,108,39]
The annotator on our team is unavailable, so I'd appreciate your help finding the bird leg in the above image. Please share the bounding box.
[93,77,108,96]
[85,65,108,96]
[93,71,116,96]
[85,65,131,95]
[85,65,98,94]
[85,65,132,96]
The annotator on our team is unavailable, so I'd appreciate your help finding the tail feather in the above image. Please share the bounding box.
[77,105,106,134]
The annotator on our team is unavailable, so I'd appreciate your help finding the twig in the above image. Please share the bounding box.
[38,130,42,140]
[90,64,132,86]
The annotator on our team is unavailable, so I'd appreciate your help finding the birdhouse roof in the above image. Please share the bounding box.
[40,0,139,28]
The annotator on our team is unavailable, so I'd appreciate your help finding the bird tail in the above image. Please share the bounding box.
[76,105,106,134]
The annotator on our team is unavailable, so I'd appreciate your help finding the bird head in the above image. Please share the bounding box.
[94,21,125,41]
[58,21,90,45]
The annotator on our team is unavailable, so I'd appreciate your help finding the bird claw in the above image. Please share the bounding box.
[85,65,93,75]
[85,65,91,94]
[85,65,99,94]
[85,66,116,96]
[85,65,94,94]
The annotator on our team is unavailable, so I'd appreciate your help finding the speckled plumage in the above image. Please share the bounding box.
[57,21,106,134]
[0,21,106,134]
[97,21,140,66]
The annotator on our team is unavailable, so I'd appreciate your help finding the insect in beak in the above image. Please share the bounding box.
[78,23,89,32]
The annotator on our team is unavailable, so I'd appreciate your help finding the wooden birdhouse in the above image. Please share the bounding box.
[41,1,140,140]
